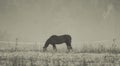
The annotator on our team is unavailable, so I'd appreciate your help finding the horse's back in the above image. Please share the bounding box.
[48,34,71,44]
[50,34,71,40]
[63,34,71,39]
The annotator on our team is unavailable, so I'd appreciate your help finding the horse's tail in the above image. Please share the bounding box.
[64,35,71,43]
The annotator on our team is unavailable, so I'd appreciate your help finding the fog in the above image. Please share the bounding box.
[0,0,120,46]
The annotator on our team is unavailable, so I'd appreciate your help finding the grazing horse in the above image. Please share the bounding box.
[43,34,72,52]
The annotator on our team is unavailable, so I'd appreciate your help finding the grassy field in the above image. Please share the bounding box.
[0,39,120,66]
[0,51,120,66]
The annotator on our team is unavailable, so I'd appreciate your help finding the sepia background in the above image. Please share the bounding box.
[0,0,120,66]
[0,0,120,48]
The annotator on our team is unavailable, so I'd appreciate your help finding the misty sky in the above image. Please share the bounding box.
[0,0,120,45]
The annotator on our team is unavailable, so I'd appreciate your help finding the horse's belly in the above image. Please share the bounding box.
[50,39,65,44]
[55,42,64,44]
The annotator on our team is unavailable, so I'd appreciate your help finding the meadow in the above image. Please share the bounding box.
[0,52,120,66]
[0,39,120,66]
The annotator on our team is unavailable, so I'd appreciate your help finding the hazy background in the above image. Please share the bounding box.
[0,0,120,47]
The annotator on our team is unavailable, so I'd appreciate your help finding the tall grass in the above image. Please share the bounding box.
[0,52,120,66]
[80,39,120,54]
[1,39,120,53]
[0,39,120,66]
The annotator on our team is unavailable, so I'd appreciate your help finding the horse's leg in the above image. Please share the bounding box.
[43,43,49,52]
[66,42,72,52]
[52,44,57,52]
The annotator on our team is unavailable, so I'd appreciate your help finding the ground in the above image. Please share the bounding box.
[0,51,120,66]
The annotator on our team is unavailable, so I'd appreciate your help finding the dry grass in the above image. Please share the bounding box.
[0,39,120,66]
[0,52,120,66]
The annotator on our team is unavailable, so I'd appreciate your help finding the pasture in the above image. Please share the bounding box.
[0,52,120,66]
[0,39,120,66]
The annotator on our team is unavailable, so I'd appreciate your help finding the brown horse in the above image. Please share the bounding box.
[43,34,72,52]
